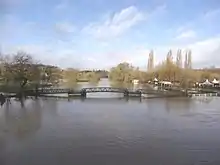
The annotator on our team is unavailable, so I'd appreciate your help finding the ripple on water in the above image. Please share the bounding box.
[1,97,220,165]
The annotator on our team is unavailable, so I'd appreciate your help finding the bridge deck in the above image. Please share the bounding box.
[28,87,187,96]
[2,86,217,98]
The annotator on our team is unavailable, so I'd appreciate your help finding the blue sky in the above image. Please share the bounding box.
[1,0,220,69]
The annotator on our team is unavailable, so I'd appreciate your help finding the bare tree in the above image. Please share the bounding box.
[147,50,154,71]
[187,50,192,69]
[166,49,173,63]
[3,51,37,88]
[184,50,188,69]
[176,49,182,68]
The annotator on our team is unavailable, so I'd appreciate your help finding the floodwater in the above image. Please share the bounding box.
[1,80,220,165]
[55,78,143,98]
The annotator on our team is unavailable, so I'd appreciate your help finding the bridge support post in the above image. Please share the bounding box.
[35,84,39,99]
[139,91,142,98]
[81,90,87,98]
[124,89,129,98]
[67,89,72,98]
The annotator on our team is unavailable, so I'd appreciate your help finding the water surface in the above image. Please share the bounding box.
[1,96,220,165]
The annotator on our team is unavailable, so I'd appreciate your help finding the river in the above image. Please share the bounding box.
[0,79,220,165]
[55,78,142,98]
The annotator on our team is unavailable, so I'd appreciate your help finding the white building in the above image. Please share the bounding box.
[153,78,159,85]
[201,79,213,86]
[159,81,173,87]
[132,79,139,84]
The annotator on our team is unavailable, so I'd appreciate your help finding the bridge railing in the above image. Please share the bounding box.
[81,87,128,93]
[21,86,191,96]
[23,87,129,94]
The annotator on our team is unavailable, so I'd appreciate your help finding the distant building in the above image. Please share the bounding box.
[132,79,139,84]
[199,79,212,87]
[159,81,173,87]
[212,79,219,87]
[153,78,159,85]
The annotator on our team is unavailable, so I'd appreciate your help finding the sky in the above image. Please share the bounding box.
[1,0,220,70]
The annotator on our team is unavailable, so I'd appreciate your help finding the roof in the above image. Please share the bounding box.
[160,81,172,85]
[212,79,219,84]
[202,79,212,85]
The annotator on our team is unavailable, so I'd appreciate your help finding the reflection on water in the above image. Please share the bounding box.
[1,97,220,165]
[2,100,42,139]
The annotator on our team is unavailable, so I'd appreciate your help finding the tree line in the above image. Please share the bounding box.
[0,52,108,91]
[1,50,219,90]
[109,63,147,83]
[109,49,220,87]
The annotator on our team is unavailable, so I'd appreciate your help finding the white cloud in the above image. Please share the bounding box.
[2,36,220,69]
[187,37,220,65]
[55,22,76,33]
[2,45,53,66]
[172,8,220,41]
[1,43,100,69]
[82,6,145,40]
[175,30,196,40]
[2,7,220,70]
[102,36,220,69]
[85,57,97,62]
[176,25,189,33]
[203,8,220,19]
[153,36,220,68]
